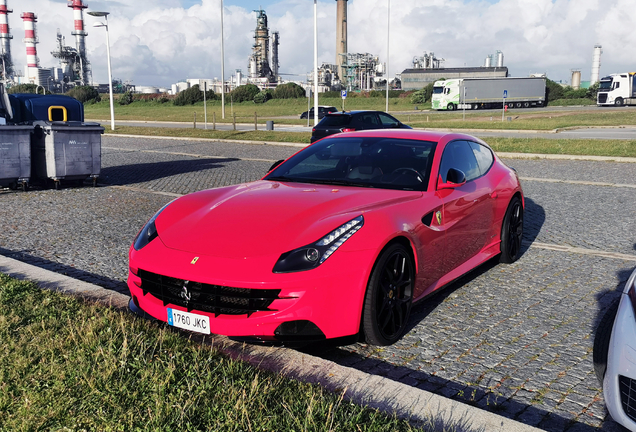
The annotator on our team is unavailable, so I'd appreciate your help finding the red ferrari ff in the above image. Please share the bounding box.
[128,130,523,346]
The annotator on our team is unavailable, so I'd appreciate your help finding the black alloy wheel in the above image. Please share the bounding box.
[363,243,414,346]
[499,196,524,263]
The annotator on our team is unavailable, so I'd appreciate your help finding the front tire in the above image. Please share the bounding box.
[615,98,624,106]
[362,243,414,346]
[500,196,524,263]
[447,103,456,111]
[593,300,619,384]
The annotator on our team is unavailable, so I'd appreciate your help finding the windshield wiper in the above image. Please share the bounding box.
[303,178,376,188]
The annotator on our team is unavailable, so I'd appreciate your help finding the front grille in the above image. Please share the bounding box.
[598,93,608,104]
[138,269,281,317]
[619,375,636,422]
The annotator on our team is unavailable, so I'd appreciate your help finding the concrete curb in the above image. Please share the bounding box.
[103,134,636,163]
[0,253,541,432]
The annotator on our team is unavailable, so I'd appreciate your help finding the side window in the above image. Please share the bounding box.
[378,113,399,127]
[439,141,480,183]
[360,113,380,126]
[469,142,494,176]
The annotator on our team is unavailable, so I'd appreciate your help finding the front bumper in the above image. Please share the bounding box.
[604,268,636,429]
[128,240,378,341]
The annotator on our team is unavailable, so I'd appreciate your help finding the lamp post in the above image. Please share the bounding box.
[385,0,390,113]
[88,11,115,131]
[313,0,318,126]
[220,0,225,119]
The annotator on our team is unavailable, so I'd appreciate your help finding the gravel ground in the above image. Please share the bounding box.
[1,135,634,432]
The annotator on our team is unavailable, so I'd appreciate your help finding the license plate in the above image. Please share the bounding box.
[167,308,211,335]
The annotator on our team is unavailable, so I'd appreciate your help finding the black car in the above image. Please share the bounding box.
[310,110,412,143]
[300,106,338,120]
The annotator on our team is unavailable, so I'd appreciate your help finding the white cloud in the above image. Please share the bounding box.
[11,0,636,87]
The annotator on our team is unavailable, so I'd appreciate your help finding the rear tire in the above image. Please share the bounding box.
[593,300,619,384]
[362,243,414,346]
[499,196,524,263]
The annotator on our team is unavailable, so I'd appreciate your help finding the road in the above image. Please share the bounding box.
[1,136,634,431]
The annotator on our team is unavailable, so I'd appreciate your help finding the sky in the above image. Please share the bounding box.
[11,0,636,88]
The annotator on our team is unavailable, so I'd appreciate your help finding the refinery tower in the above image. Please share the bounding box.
[0,0,13,78]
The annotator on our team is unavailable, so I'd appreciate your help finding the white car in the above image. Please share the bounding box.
[594,267,636,430]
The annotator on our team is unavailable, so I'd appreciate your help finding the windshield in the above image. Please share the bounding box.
[318,115,352,127]
[433,86,444,94]
[599,79,612,90]
[265,136,437,191]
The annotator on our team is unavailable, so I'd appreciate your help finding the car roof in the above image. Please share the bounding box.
[319,128,488,144]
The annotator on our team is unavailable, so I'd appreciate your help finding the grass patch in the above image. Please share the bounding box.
[0,274,475,431]
[105,126,636,158]
[106,125,312,144]
[85,97,422,123]
[402,109,636,130]
[484,137,636,157]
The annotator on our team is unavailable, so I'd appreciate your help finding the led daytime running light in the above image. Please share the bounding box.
[316,216,363,247]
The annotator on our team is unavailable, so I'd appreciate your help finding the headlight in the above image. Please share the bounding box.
[133,202,172,251]
[273,215,364,273]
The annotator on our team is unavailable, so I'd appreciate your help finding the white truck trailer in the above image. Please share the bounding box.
[431,77,546,111]
[597,73,636,106]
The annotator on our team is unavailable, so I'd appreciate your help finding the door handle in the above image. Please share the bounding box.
[490,192,498,199]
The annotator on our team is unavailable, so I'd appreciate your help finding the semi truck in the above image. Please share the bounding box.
[597,73,636,106]
[431,77,546,111]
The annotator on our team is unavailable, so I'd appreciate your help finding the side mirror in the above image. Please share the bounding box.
[268,159,285,172]
[438,168,466,190]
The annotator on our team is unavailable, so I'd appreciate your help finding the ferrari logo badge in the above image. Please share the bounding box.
[181,280,192,301]
[191,257,199,265]
[435,211,442,225]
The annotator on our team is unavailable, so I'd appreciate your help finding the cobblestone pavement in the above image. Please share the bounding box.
[1,135,635,431]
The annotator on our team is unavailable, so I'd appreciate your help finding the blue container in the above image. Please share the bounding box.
[9,94,84,123]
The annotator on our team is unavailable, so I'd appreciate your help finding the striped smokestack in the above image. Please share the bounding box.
[0,0,13,76]
[336,0,347,83]
[68,0,88,59]
[21,12,38,68]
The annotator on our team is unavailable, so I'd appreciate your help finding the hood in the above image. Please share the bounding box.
[156,180,422,259]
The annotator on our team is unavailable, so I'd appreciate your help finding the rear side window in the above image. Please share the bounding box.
[319,115,352,127]
[359,113,381,126]
[439,140,480,182]
[469,142,494,176]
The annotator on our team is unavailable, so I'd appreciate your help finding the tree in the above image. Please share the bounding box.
[272,82,305,99]
[409,82,435,104]
[66,86,101,104]
[230,84,260,103]
[545,79,564,102]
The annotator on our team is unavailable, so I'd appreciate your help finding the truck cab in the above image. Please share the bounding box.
[431,80,460,110]
[597,73,636,106]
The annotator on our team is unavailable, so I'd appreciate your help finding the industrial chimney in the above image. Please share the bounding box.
[271,31,280,80]
[21,12,38,81]
[0,0,13,78]
[590,44,602,86]
[336,0,348,83]
[68,0,89,85]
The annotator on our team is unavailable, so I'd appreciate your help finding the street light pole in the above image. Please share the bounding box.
[89,11,115,131]
[313,0,318,126]
[221,0,225,120]
[386,0,390,113]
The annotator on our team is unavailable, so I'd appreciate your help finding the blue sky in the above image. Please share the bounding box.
[14,0,636,87]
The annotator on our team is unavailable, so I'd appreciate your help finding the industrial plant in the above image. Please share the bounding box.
[0,0,93,91]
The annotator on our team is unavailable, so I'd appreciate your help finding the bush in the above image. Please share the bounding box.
[174,85,204,106]
[409,83,435,104]
[7,84,51,95]
[272,82,305,99]
[66,86,101,103]
[586,82,600,100]
[118,91,134,106]
[253,89,273,104]
[230,84,260,103]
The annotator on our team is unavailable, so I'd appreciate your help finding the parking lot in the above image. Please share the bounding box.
[1,135,635,431]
